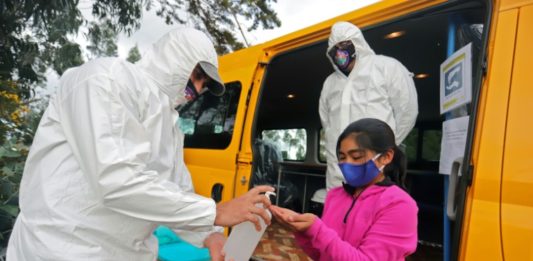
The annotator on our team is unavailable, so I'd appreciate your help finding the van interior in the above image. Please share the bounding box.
[250,1,488,259]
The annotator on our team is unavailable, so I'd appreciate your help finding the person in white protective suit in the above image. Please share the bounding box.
[320,21,418,191]
[7,28,274,261]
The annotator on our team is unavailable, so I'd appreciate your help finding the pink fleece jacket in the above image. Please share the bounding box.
[295,184,418,261]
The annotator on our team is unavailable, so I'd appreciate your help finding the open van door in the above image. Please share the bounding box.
[179,46,265,203]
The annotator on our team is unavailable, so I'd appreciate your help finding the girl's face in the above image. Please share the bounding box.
[337,134,393,169]
[337,134,376,165]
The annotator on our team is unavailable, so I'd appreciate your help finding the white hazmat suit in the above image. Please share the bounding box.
[320,22,418,190]
[7,28,223,260]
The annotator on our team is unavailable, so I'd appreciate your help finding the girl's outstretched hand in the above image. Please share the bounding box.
[269,205,316,232]
[286,213,316,232]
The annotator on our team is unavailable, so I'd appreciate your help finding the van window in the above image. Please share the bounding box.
[422,129,441,161]
[178,82,242,149]
[319,129,326,162]
[404,128,419,162]
[262,129,307,161]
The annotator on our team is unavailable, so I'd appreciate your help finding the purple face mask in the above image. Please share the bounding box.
[328,41,356,72]
[184,80,200,101]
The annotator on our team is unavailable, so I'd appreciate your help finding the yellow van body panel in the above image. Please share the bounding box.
[234,64,269,198]
[499,0,533,10]
[461,7,518,261]
[501,3,533,260]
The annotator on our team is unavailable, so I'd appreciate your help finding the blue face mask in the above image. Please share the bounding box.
[338,154,383,188]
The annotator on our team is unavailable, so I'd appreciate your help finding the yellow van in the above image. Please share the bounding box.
[177,0,533,260]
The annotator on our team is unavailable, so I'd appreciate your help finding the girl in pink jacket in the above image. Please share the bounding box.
[271,118,418,261]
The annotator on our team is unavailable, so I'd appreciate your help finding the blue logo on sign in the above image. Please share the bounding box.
[444,63,463,96]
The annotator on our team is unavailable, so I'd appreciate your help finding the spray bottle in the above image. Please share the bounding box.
[223,191,276,261]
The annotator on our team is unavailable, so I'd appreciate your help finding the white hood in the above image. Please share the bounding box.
[138,28,219,105]
[326,21,375,74]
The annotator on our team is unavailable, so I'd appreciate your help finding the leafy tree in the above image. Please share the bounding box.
[127,44,142,64]
[262,129,307,161]
[422,130,442,161]
[0,80,44,246]
[184,0,281,53]
[283,131,292,146]
[403,129,418,162]
[50,42,85,76]
[319,129,326,161]
[86,19,119,58]
[0,0,83,99]
[295,129,306,159]
[1,0,280,104]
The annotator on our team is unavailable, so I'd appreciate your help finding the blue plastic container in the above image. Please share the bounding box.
[154,226,211,261]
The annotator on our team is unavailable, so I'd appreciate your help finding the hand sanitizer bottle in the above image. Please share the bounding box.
[223,191,276,261]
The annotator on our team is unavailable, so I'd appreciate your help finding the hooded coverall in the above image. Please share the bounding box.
[320,22,418,190]
[7,28,222,260]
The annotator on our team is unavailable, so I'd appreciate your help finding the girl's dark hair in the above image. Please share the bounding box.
[336,118,407,189]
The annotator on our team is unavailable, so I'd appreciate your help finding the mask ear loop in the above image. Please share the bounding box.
[372,153,385,171]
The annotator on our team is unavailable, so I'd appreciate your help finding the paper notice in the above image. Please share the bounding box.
[439,116,469,175]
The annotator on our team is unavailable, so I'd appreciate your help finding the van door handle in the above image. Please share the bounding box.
[447,157,463,221]
[211,183,224,203]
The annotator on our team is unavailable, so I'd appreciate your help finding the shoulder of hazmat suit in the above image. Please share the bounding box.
[7,28,222,261]
[319,21,418,190]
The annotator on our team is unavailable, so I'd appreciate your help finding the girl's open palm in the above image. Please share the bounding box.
[270,205,316,232]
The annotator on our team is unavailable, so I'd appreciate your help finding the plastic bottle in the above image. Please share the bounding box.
[223,191,275,261]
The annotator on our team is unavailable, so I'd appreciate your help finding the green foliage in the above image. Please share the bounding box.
[127,44,142,64]
[0,138,26,244]
[86,19,119,58]
[148,0,281,53]
[51,42,85,76]
[319,129,326,162]
[0,0,84,98]
[1,0,280,101]
[403,129,419,162]
[262,129,306,161]
[0,80,43,246]
[422,130,442,161]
